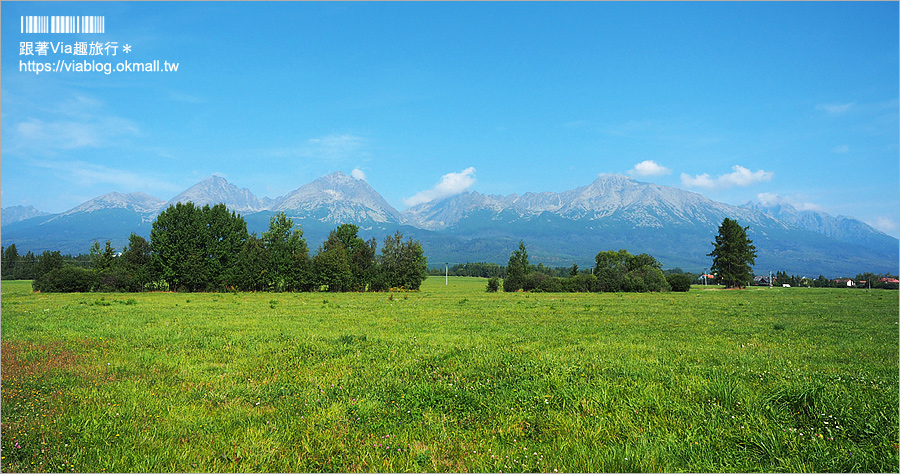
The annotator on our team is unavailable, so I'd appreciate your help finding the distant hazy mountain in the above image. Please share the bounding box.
[407,175,783,230]
[167,175,265,212]
[1,205,50,225]
[403,175,896,275]
[2,172,897,277]
[58,192,167,216]
[404,191,516,230]
[741,200,897,254]
[274,172,406,225]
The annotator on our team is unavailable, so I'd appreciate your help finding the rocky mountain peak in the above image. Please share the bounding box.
[166,175,264,212]
[273,172,405,224]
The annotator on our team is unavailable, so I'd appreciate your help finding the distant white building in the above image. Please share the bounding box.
[834,278,856,287]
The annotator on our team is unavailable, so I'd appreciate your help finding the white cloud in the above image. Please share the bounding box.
[866,217,899,236]
[681,165,773,190]
[6,93,140,155]
[404,167,476,207]
[627,160,671,177]
[756,192,824,211]
[816,102,855,115]
[720,165,774,187]
[13,115,139,152]
[679,172,716,189]
[31,159,179,193]
[351,168,366,180]
[756,192,781,207]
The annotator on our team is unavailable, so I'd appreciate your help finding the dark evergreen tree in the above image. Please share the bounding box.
[2,244,20,280]
[89,240,117,272]
[708,218,757,289]
[504,241,529,292]
[322,224,376,291]
[34,250,65,280]
[20,251,37,280]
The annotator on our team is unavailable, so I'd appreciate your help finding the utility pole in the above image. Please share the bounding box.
[445,262,448,286]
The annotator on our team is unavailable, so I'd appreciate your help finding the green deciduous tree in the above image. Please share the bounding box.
[313,242,353,292]
[150,202,249,292]
[233,235,270,292]
[708,218,757,289]
[262,212,309,291]
[627,265,670,292]
[666,273,693,292]
[593,249,668,293]
[120,234,155,291]
[594,249,629,292]
[378,232,428,290]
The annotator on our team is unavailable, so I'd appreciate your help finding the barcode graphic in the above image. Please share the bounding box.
[20,16,105,34]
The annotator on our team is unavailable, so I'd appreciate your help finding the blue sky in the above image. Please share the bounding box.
[3,2,898,236]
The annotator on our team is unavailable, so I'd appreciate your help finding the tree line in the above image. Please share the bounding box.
[1,203,428,293]
[3,214,895,292]
[754,271,899,289]
[426,261,602,280]
[484,242,693,293]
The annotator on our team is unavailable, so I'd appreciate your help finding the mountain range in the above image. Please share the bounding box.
[2,172,897,277]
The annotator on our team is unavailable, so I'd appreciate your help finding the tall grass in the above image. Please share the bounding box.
[1,279,897,472]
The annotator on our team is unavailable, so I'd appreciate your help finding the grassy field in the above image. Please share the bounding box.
[1,278,897,472]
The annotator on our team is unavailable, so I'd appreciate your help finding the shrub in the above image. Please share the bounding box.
[642,267,671,292]
[666,273,692,292]
[565,273,599,292]
[95,267,140,292]
[33,266,96,293]
[502,277,521,293]
[486,277,500,292]
[522,272,564,292]
[368,273,391,293]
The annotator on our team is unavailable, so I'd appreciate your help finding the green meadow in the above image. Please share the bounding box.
[1,278,897,472]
